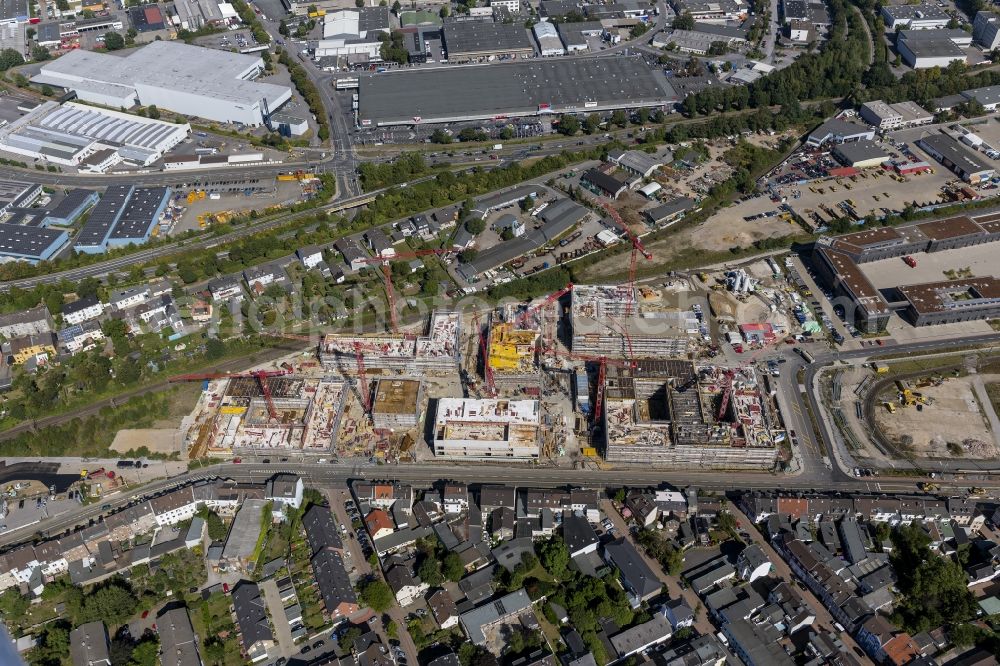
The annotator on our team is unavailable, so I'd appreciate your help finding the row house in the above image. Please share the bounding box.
[353,481,413,509]
[443,483,468,514]
[742,491,983,528]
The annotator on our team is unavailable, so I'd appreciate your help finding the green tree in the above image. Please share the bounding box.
[442,552,464,581]
[31,45,51,61]
[278,19,289,36]
[103,32,126,50]
[611,109,628,127]
[0,48,24,70]
[391,0,401,13]
[672,11,694,29]
[339,626,362,652]
[358,579,393,612]
[76,580,138,625]
[0,589,29,620]
[557,114,580,135]
[146,105,160,120]
[430,129,453,144]
[537,536,570,579]
[464,217,485,234]
[519,195,534,212]
[890,523,978,633]
[418,557,444,586]
[128,636,160,666]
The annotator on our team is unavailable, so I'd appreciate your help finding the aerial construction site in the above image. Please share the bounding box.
[570,284,700,358]
[176,278,790,470]
[185,375,348,457]
[602,360,785,470]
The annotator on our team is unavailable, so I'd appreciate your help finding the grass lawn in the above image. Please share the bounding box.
[190,592,245,666]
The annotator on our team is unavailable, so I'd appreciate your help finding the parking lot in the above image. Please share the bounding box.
[860,242,1000,292]
[0,90,36,125]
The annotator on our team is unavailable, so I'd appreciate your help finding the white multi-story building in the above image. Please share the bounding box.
[432,398,541,459]
[62,295,104,325]
[491,0,520,12]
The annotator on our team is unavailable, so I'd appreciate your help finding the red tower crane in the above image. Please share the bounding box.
[169,369,288,420]
[509,283,574,329]
[599,201,652,317]
[540,345,631,422]
[473,309,497,398]
[356,248,453,333]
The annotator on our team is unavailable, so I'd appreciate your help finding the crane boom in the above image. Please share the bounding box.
[355,248,453,332]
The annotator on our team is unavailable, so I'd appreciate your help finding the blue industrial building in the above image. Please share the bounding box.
[0,225,71,264]
[42,189,99,227]
[73,185,171,254]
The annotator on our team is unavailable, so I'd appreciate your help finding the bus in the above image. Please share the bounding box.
[335,77,360,90]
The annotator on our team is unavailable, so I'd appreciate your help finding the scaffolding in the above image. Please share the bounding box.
[570,284,699,357]
[602,361,781,469]
[319,310,462,373]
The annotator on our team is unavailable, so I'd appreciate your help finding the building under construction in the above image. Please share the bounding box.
[603,360,781,469]
[371,378,424,430]
[432,397,542,460]
[319,310,462,373]
[486,303,543,393]
[570,284,699,358]
[189,375,348,456]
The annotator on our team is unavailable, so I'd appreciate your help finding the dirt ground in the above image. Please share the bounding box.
[873,374,1000,460]
[583,209,797,280]
[111,429,186,457]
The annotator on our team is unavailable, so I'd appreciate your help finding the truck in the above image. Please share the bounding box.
[795,348,815,363]
[493,144,503,150]
[903,255,917,268]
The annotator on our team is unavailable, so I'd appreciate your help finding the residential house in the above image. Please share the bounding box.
[443,483,469,514]
[208,275,244,302]
[311,548,360,620]
[265,474,304,519]
[69,621,111,666]
[0,305,53,339]
[428,589,459,629]
[737,544,773,582]
[62,295,104,325]
[231,581,276,663]
[626,492,659,527]
[335,238,370,271]
[366,509,395,540]
[296,245,325,270]
[108,286,151,312]
[563,514,599,558]
[365,228,395,258]
[158,607,201,666]
[386,561,428,606]
[604,538,661,605]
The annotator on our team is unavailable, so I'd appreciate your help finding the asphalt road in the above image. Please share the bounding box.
[1,443,992,551]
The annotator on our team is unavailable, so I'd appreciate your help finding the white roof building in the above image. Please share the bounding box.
[534,21,565,56]
[33,41,292,126]
[433,398,541,460]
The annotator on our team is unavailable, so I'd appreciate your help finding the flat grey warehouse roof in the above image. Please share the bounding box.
[359,57,677,126]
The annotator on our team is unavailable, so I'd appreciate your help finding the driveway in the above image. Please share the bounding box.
[261,577,297,659]
[326,489,420,666]
[599,498,716,636]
